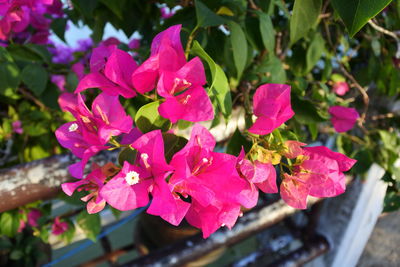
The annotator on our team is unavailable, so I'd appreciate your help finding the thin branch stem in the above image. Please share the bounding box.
[368,20,400,58]
[18,87,47,111]
[338,64,369,131]
[185,25,199,59]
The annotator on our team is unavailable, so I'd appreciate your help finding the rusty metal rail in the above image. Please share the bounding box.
[0,150,117,212]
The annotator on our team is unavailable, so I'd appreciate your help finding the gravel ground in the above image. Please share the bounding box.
[357,211,400,267]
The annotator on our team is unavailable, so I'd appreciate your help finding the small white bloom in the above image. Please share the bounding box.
[68,123,78,132]
[125,171,140,185]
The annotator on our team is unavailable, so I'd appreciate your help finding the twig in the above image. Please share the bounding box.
[371,112,396,120]
[338,64,369,131]
[248,0,261,10]
[318,13,331,19]
[368,20,400,58]
[185,26,199,59]
[18,87,48,111]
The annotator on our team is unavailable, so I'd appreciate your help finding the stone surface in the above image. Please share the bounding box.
[357,211,400,267]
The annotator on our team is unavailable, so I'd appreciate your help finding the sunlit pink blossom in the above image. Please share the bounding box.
[328,106,360,132]
[332,81,349,96]
[249,84,294,135]
[62,164,109,213]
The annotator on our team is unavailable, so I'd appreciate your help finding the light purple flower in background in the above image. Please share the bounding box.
[75,38,93,52]
[51,74,66,91]
[49,43,74,64]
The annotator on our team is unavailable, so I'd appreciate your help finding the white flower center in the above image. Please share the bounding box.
[68,123,78,132]
[125,171,140,185]
[141,153,149,160]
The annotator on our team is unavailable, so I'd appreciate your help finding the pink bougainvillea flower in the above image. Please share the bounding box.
[18,219,26,233]
[332,81,350,96]
[283,140,306,159]
[72,62,85,80]
[249,84,294,135]
[27,209,42,227]
[12,120,23,134]
[120,127,142,145]
[280,173,310,209]
[132,25,214,122]
[100,37,120,47]
[157,57,214,123]
[100,161,152,211]
[56,92,132,178]
[236,148,277,208]
[280,146,356,209]
[62,164,110,213]
[131,24,186,94]
[101,130,179,216]
[166,124,249,237]
[128,38,140,50]
[328,106,360,133]
[51,217,69,235]
[76,47,138,98]
[51,74,66,91]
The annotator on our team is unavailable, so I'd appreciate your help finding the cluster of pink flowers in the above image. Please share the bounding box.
[56,25,356,238]
[0,0,63,44]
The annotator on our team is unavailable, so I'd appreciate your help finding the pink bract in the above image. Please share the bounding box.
[167,124,249,237]
[62,164,108,214]
[12,120,23,134]
[131,24,186,94]
[236,148,277,209]
[51,217,69,235]
[76,47,138,98]
[283,140,306,159]
[328,106,360,132]
[333,81,350,96]
[249,84,294,135]
[27,209,42,227]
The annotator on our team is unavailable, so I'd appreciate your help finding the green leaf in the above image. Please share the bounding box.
[308,123,318,140]
[21,64,48,96]
[10,250,24,260]
[379,130,400,153]
[331,0,392,37]
[291,95,326,124]
[76,212,101,242]
[134,101,171,133]
[162,133,188,162]
[51,18,68,42]
[0,62,20,96]
[191,41,232,120]
[256,55,287,84]
[256,11,275,53]
[352,148,373,174]
[290,0,322,44]
[306,33,325,73]
[228,21,248,79]
[195,0,226,27]
[0,211,20,238]
[99,0,125,19]
[110,207,122,219]
[226,128,251,155]
[118,147,137,166]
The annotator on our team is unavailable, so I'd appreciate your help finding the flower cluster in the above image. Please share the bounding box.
[56,25,356,238]
[0,0,63,44]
